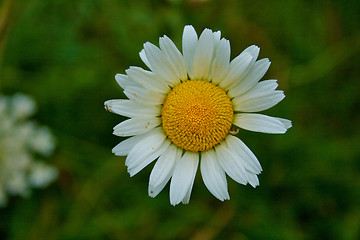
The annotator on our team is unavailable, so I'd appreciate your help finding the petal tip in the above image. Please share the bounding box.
[104,101,111,112]
[148,188,156,198]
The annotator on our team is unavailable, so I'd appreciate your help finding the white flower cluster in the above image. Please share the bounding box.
[0,93,58,207]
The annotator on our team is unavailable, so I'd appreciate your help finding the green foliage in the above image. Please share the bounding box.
[1,0,360,239]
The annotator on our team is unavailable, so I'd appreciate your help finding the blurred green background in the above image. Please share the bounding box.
[1,0,360,239]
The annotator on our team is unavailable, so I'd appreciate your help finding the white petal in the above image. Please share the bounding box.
[149,144,182,197]
[143,42,180,87]
[112,139,136,156]
[170,151,199,206]
[213,30,221,42]
[104,99,161,117]
[128,138,171,177]
[112,131,154,156]
[233,91,284,112]
[275,117,292,129]
[125,127,166,168]
[219,52,253,90]
[148,180,168,199]
[248,79,279,92]
[233,113,288,134]
[242,45,260,61]
[215,138,248,185]
[215,45,259,89]
[182,25,198,79]
[115,74,140,89]
[232,79,279,100]
[193,29,214,80]
[246,171,260,188]
[210,38,231,85]
[159,35,187,81]
[139,49,153,71]
[225,135,262,174]
[181,190,191,204]
[113,117,161,137]
[182,177,195,204]
[201,149,230,201]
[124,86,166,106]
[228,58,271,98]
[126,67,170,94]
[232,80,285,112]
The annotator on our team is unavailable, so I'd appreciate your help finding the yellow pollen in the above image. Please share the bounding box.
[162,80,233,152]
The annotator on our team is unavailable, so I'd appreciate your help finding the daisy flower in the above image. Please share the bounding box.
[105,25,291,205]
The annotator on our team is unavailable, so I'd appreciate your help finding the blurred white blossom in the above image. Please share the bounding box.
[0,93,57,207]
[11,93,37,119]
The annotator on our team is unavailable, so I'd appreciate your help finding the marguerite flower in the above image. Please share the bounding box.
[105,25,291,205]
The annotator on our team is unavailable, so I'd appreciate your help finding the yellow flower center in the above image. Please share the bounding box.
[162,80,233,152]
